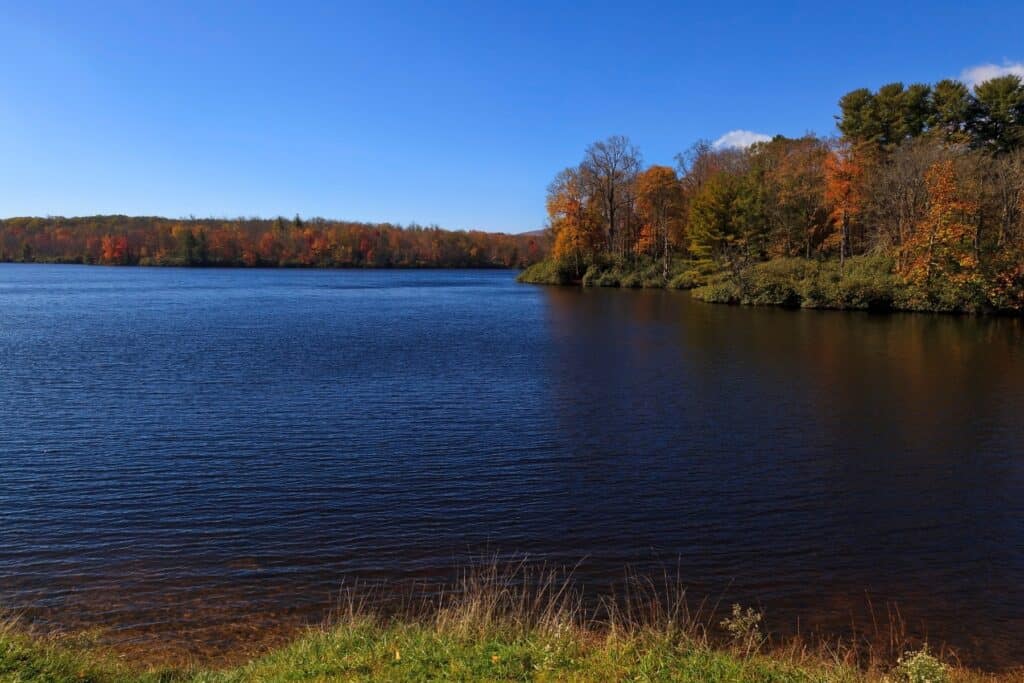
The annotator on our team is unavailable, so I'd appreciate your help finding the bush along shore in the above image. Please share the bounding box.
[519,253,1024,314]
[1,565,1019,682]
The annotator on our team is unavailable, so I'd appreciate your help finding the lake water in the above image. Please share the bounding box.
[1,264,1022,668]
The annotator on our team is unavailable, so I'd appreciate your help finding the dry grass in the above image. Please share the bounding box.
[2,561,1021,681]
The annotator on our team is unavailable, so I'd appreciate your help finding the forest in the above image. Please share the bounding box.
[520,74,1024,313]
[0,215,546,269]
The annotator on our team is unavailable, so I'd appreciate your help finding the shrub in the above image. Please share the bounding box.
[892,647,948,683]
[835,277,893,309]
[741,258,815,307]
[620,271,643,288]
[892,277,986,313]
[692,278,742,304]
[634,261,668,288]
[692,255,904,310]
[800,266,839,308]
[720,604,765,654]
[591,267,623,287]
[830,255,897,309]
[581,264,603,287]
[669,269,706,289]
[516,260,575,285]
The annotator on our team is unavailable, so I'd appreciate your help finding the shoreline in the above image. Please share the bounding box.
[0,260,528,271]
[3,568,1020,682]
[517,257,1024,316]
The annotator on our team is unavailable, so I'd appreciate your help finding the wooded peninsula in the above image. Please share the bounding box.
[520,75,1024,313]
[0,215,545,269]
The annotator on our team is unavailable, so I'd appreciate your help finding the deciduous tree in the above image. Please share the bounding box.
[634,165,685,279]
[824,142,864,266]
[581,136,641,258]
[900,159,980,301]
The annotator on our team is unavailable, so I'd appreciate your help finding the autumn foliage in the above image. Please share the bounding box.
[530,75,1024,312]
[0,216,546,269]
[899,160,980,291]
[634,166,686,278]
[548,168,601,274]
[822,143,864,261]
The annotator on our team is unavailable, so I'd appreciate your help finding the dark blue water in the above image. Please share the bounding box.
[1,265,1022,666]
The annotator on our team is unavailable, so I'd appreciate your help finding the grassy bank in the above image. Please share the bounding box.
[519,256,1022,314]
[0,620,866,682]
[1,566,1016,682]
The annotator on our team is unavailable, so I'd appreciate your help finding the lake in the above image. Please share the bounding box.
[0,264,1022,668]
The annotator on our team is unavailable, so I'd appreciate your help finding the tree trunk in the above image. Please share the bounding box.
[662,218,670,282]
[840,208,848,272]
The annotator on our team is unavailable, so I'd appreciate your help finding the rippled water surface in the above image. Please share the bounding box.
[1,265,1022,667]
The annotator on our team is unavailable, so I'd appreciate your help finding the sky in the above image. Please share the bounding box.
[1,1,1023,233]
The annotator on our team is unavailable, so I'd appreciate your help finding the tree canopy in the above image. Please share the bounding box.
[536,76,1024,312]
[0,216,546,269]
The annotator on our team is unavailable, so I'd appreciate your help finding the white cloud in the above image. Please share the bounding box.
[712,129,772,150]
[960,61,1024,87]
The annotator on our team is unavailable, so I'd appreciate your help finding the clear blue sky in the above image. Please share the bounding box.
[2,1,1022,233]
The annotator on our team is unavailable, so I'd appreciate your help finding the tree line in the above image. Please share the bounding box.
[0,215,546,269]
[531,74,1024,312]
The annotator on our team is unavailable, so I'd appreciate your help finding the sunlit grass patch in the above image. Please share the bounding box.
[2,564,1019,682]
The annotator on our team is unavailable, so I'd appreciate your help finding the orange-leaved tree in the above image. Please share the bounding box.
[823,142,864,267]
[100,235,129,264]
[899,159,980,305]
[548,168,601,277]
[634,165,686,281]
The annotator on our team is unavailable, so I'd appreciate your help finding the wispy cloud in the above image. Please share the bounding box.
[960,61,1024,87]
[712,130,772,150]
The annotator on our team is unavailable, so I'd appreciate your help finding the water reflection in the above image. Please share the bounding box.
[540,288,1024,666]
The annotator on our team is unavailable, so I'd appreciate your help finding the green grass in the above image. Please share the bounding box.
[1,565,1016,682]
[5,618,1010,683]
[197,622,847,682]
[0,619,873,682]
